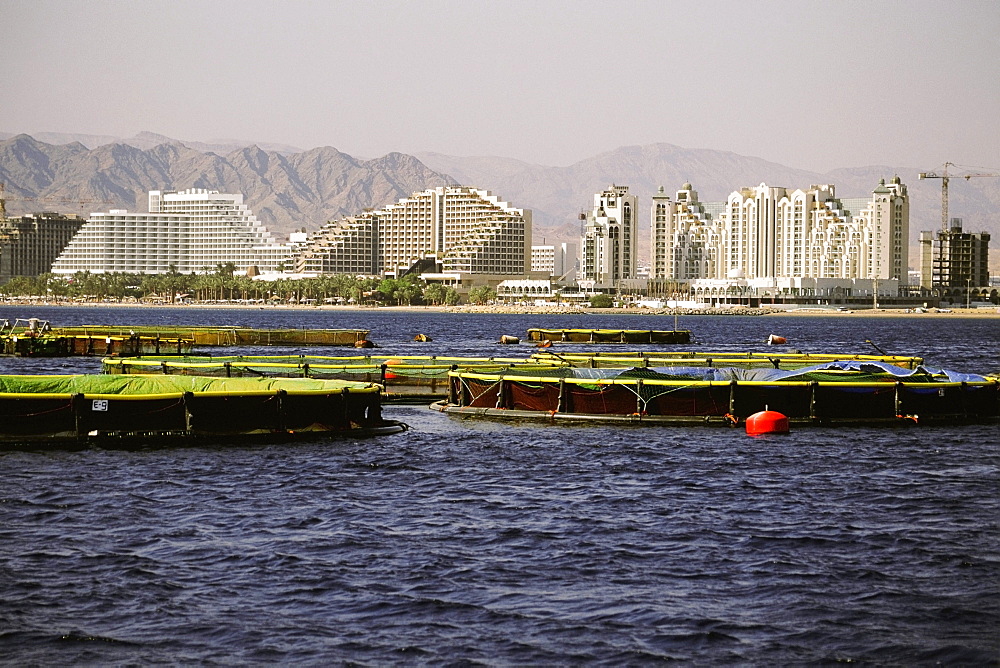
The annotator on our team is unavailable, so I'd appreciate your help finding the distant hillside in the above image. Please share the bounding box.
[2,132,997,269]
[0,134,456,239]
[0,130,304,155]
[416,144,1000,251]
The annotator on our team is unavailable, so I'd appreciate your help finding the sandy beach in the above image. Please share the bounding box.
[3,299,999,318]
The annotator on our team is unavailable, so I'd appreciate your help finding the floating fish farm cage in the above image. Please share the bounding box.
[0,375,406,448]
[2,333,193,357]
[44,325,370,347]
[531,351,925,370]
[101,355,554,403]
[433,361,1000,426]
[102,353,935,406]
[526,328,691,344]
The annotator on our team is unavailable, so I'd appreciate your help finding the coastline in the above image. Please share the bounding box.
[3,300,999,317]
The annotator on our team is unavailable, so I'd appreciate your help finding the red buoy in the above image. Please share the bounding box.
[383,358,403,380]
[767,334,787,345]
[745,410,790,435]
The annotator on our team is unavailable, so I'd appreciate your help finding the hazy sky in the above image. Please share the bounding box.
[3,0,998,173]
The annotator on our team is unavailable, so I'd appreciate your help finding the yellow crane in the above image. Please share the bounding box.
[918,162,1000,232]
[0,182,114,222]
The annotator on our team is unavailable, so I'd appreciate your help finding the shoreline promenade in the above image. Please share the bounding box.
[1,299,998,318]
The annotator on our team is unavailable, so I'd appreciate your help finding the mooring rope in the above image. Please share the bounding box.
[460,377,503,405]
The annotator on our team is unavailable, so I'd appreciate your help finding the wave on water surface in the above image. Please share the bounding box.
[0,306,997,663]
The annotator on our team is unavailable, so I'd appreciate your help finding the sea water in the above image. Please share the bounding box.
[1,306,997,664]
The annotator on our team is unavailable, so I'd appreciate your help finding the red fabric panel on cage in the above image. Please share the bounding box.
[465,378,500,408]
[567,384,637,414]
[507,381,561,411]
[645,386,730,417]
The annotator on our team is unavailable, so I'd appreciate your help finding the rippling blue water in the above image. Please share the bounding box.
[1,305,998,664]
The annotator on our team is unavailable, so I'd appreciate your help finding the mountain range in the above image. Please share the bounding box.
[1,131,997,268]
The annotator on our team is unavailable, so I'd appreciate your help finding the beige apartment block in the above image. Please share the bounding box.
[297,186,531,279]
[649,177,909,283]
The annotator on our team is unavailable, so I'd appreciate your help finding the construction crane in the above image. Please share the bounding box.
[0,182,114,222]
[918,162,1000,232]
[917,163,1000,291]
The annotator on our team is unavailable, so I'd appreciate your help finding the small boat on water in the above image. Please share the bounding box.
[526,328,691,344]
[432,361,1000,427]
[0,375,406,448]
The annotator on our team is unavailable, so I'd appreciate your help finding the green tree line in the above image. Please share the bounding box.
[0,266,500,306]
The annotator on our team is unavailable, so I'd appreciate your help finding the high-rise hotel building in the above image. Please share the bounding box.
[581,185,638,287]
[0,213,85,283]
[650,177,909,282]
[296,186,531,278]
[51,189,297,275]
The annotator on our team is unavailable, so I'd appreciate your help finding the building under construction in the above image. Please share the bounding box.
[919,218,991,290]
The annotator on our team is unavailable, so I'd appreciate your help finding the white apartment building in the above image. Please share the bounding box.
[296,186,531,279]
[531,241,578,280]
[650,183,725,281]
[650,177,909,283]
[51,189,297,275]
[531,245,555,275]
[495,278,556,302]
[581,185,638,288]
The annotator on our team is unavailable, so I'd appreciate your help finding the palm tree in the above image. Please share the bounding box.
[469,286,495,305]
[424,283,447,305]
[216,262,238,301]
[233,275,254,302]
[141,273,163,302]
[166,264,182,303]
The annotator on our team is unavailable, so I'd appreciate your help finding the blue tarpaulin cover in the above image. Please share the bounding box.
[567,361,989,383]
